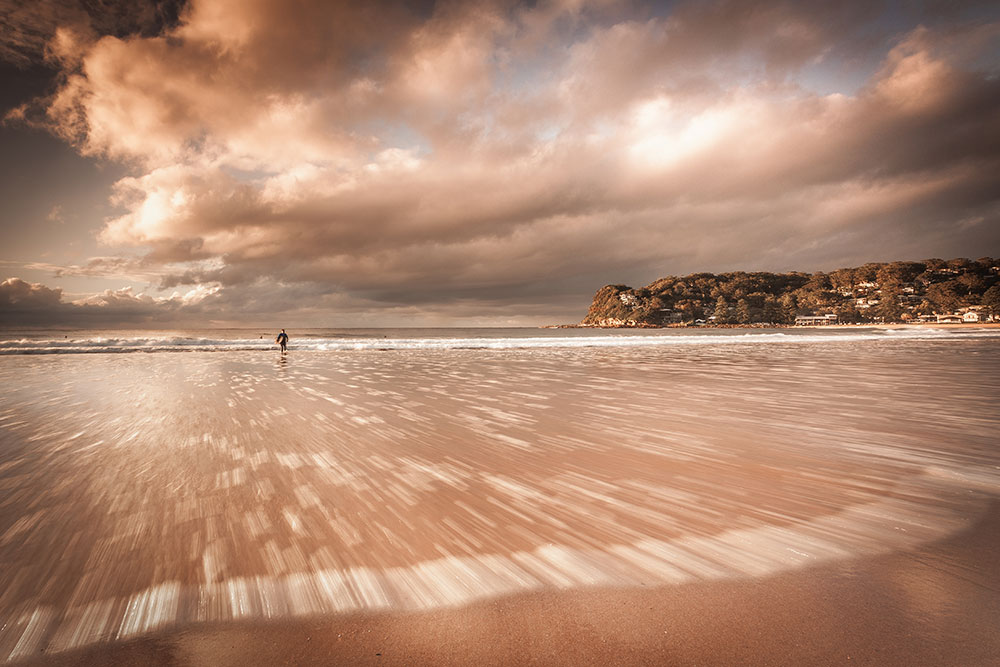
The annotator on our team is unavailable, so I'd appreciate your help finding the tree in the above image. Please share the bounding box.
[983,285,1000,319]
[874,288,904,322]
[779,293,797,323]
[829,268,855,293]
[735,298,752,324]
[877,261,924,286]
[853,264,879,284]
[926,282,961,314]
[713,296,731,324]
[762,296,783,324]
[956,272,984,296]
[803,273,832,291]
[834,303,864,323]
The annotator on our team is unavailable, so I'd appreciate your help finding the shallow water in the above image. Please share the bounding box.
[1,332,998,661]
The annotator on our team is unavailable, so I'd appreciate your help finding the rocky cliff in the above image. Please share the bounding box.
[581,285,662,327]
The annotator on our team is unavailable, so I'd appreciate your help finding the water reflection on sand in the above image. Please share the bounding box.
[1,337,998,661]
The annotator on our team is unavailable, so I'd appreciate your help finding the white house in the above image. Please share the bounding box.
[795,314,838,326]
[619,293,638,307]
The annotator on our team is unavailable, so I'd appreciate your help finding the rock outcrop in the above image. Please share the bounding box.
[581,285,660,326]
[580,257,1000,326]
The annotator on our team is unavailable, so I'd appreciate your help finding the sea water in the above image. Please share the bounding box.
[0,327,998,660]
[2,324,999,353]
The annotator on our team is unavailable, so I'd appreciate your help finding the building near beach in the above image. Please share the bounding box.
[795,314,839,325]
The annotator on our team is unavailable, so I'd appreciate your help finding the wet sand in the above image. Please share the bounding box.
[23,500,1000,666]
[2,335,999,664]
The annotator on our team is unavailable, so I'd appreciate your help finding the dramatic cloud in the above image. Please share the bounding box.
[0,274,548,328]
[0,276,220,326]
[2,0,999,326]
[0,277,63,310]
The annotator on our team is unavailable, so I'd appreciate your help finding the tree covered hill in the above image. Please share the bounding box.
[581,257,1000,326]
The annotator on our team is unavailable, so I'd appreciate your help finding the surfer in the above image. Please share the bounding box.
[276,329,288,353]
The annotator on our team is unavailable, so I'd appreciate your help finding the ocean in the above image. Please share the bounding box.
[3,324,1000,353]
[1,326,999,661]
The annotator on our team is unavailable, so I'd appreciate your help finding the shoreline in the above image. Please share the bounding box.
[790,322,1000,330]
[546,322,1000,330]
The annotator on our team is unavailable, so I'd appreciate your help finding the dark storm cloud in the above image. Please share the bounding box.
[0,277,63,309]
[2,0,999,326]
[0,0,186,66]
[0,276,210,326]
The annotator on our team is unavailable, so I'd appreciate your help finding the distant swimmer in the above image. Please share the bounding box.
[276,328,288,352]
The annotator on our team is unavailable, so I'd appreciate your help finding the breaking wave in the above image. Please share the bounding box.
[1,327,997,355]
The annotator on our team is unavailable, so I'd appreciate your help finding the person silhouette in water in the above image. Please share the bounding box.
[276,328,288,352]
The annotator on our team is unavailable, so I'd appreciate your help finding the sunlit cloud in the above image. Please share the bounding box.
[2,0,998,326]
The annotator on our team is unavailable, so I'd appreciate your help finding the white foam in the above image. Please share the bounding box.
[1,328,997,355]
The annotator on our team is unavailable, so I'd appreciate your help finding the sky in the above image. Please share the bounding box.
[0,0,998,328]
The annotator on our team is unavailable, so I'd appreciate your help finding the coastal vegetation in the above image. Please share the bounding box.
[582,257,1000,326]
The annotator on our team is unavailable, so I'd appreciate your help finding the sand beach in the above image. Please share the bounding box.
[23,501,1000,666]
[1,328,998,665]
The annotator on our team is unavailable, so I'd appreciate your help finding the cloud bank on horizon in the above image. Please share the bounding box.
[1,0,999,327]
